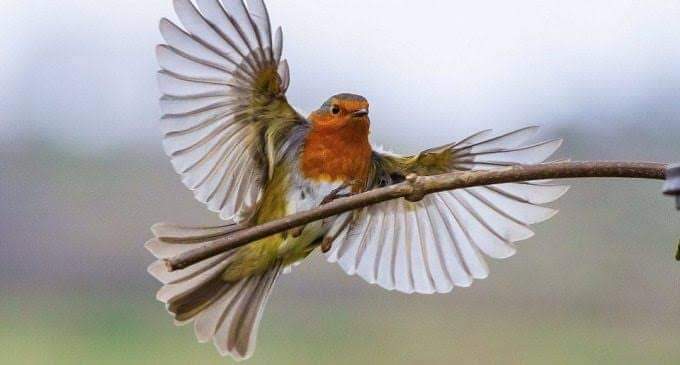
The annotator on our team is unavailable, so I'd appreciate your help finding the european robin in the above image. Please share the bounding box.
[147,0,568,360]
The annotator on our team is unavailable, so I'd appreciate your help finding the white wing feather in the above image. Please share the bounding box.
[157,0,292,222]
[327,127,569,294]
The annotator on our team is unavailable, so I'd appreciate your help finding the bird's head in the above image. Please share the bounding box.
[309,93,370,130]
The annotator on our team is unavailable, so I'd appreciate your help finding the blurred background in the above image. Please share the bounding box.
[2,0,679,364]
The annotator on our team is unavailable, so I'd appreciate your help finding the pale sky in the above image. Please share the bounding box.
[3,0,680,151]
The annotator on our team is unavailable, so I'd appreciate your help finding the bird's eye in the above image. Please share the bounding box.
[331,105,341,115]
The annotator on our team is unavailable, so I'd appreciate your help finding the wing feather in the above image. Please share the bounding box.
[396,201,416,292]
[158,71,231,97]
[327,127,567,294]
[157,0,305,222]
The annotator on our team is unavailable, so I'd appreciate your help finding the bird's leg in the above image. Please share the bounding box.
[317,181,359,252]
[289,225,305,238]
[320,212,353,253]
[320,181,356,205]
[320,236,334,254]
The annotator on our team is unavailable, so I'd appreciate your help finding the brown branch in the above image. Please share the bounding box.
[165,161,668,271]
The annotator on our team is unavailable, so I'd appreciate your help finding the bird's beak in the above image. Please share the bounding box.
[352,108,369,118]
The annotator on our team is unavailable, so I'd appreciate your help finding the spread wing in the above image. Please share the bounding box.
[326,127,569,294]
[157,0,305,221]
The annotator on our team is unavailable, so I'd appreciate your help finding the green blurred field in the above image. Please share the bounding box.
[3,290,679,365]
[2,126,679,364]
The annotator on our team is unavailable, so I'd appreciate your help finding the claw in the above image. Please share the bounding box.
[320,236,333,253]
[320,180,358,205]
[290,226,304,238]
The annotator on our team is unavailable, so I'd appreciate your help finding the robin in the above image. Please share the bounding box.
[147,0,569,360]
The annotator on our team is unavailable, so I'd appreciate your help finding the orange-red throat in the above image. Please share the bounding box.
[301,94,373,191]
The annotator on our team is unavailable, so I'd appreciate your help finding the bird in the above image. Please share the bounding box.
[146,0,569,361]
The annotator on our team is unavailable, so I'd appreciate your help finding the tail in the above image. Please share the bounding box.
[146,222,282,361]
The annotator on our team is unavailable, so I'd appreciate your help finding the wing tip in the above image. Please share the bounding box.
[523,125,541,133]
[543,184,571,203]
[155,44,172,67]
[548,137,564,151]
[543,208,560,222]
[159,17,173,31]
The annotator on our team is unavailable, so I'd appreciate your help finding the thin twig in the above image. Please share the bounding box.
[165,161,668,271]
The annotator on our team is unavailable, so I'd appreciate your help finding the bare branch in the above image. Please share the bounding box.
[165,161,668,271]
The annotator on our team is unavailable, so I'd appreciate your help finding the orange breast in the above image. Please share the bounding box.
[301,119,372,192]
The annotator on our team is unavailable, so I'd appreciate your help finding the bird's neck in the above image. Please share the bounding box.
[301,121,372,190]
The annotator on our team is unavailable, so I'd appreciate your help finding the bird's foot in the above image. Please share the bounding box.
[290,225,305,238]
[320,236,333,254]
[320,180,357,205]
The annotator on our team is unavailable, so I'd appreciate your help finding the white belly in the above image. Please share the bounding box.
[288,179,347,213]
[277,177,350,256]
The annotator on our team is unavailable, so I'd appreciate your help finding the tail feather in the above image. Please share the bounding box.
[146,222,282,361]
[167,275,231,323]
[148,252,230,285]
[214,264,282,360]
[151,222,242,242]
[194,279,250,343]
[155,252,234,304]
[145,222,239,259]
